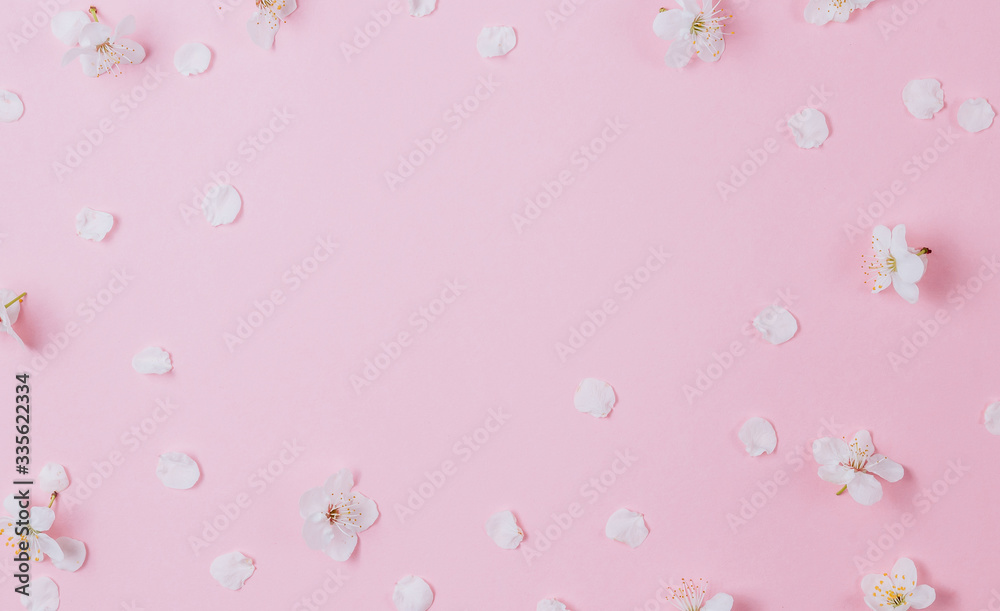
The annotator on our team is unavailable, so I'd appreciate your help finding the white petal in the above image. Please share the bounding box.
[156,452,201,489]
[957,98,995,133]
[78,21,110,46]
[909,584,936,609]
[664,37,695,68]
[848,472,884,505]
[0,90,25,123]
[604,508,648,548]
[867,455,904,483]
[132,346,173,374]
[299,487,327,518]
[30,506,55,532]
[75,207,114,241]
[753,305,798,345]
[409,0,436,16]
[985,401,1000,435]
[537,600,569,611]
[738,417,777,456]
[3,493,20,517]
[51,11,91,45]
[322,525,359,561]
[703,593,734,611]
[323,468,355,496]
[653,9,693,40]
[39,463,70,495]
[174,42,212,76]
[247,11,279,48]
[484,510,524,549]
[477,26,517,58]
[37,533,64,562]
[573,378,616,418]
[0,289,22,324]
[393,575,434,611]
[210,551,256,590]
[113,15,137,40]
[902,78,944,120]
[20,575,58,611]
[51,537,86,572]
[787,108,830,149]
[890,557,918,590]
[110,38,145,67]
[812,436,849,466]
[892,278,919,304]
[202,184,242,226]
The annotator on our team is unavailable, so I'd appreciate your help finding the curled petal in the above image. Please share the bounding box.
[201,184,242,226]
[787,108,829,149]
[753,305,798,345]
[485,510,524,550]
[902,78,944,120]
[156,452,201,489]
[133,346,173,374]
[958,98,995,133]
[477,26,517,58]
[39,464,70,495]
[52,537,86,572]
[537,600,569,611]
[738,417,777,456]
[75,208,114,241]
[985,401,1000,435]
[393,575,434,611]
[573,378,615,418]
[409,0,436,17]
[210,551,255,590]
[604,508,648,548]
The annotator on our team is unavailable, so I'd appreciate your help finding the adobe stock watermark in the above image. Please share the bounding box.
[842,126,962,242]
[23,268,135,376]
[717,85,834,202]
[393,407,511,523]
[555,246,670,362]
[52,66,170,182]
[851,458,970,574]
[875,0,934,41]
[61,398,179,513]
[339,0,408,61]
[179,107,295,224]
[290,569,351,611]
[384,75,500,191]
[975,590,1000,611]
[520,449,638,565]
[726,417,844,533]
[7,0,73,52]
[512,117,629,234]
[683,287,799,405]
[350,279,466,394]
[223,236,338,352]
[886,255,999,371]
[189,439,306,556]
[544,0,594,29]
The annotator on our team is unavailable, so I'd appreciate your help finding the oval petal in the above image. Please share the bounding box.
[738,417,777,456]
[202,184,242,226]
[477,26,516,58]
[0,90,25,123]
[902,78,944,119]
[75,207,114,241]
[753,305,798,345]
[409,0,436,16]
[52,537,86,572]
[393,575,434,611]
[174,42,212,76]
[484,510,523,550]
[51,11,91,45]
[156,452,201,489]
[132,346,173,374]
[574,378,616,418]
[958,98,995,133]
[604,507,648,548]
[985,401,1000,435]
[39,463,70,495]
[537,600,569,611]
[210,551,255,590]
[20,575,58,611]
[787,108,829,149]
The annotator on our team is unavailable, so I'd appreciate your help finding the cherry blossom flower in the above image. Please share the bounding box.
[1,290,26,347]
[61,9,145,78]
[299,469,378,561]
[861,558,936,610]
[812,430,903,505]
[247,0,297,49]
[665,578,733,611]
[653,0,732,68]
[862,225,930,304]
[1,494,64,563]
[804,0,874,25]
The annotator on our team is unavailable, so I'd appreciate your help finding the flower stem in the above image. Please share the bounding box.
[3,292,26,309]
[89,6,98,22]
[836,485,848,496]
[917,248,932,256]
[48,492,57,508]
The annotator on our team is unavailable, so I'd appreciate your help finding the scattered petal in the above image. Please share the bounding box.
[958,98,995,133]
[902,78,944,119]
[605,508,648,548]
[985,401,1000,436]
[1,90,25,123]
[210,551,255,590]
[39,463,70,495]
[75,207,114,241]
[20,576,59,610]
[787,108,829,149]
[156,452,201,489]
[409,0,436,17]
[477,26,516,58]
[753,305,798,345]
[573,378,616,418]
[201,184,242,226]
[174,42,212,76]
[393,575,434,611]
[537,600,569,611]
[51,537,86,572]
[51,11,91,45]
[132,346,172,374]
[739,417,777,456]
[484,510,524,550]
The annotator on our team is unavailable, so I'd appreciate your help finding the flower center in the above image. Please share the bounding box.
[666,578,708,611]
[324,493,363,533]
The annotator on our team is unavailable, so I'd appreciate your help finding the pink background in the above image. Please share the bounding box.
[1,0,999,609]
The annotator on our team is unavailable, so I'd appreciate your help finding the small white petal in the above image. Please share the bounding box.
[739,417,777,456]
[484,510,524,549]
[393,575,434,611]
[20,575,58,611]
[902,78,944,119]
[1,90,25,123]
[409,0,436,16]
[210,551,255,590]
[52,537,86,572]
[958,98,995,133]
[30,506,55,532]
[51,11,91,45]
[985,402,1000,435]
[75,207,114,241]
[703,593,734,611]
[604,508,648,548]
[477,26,516,58]
[39,463,70,495]
[156,452,201,489]
[132,346,172,374]
[753,305,798,345]
[787,108,829,149]
[202,184,242,226]
[573,378,616,418]
[174,42,212,76]
[537,600,569,611]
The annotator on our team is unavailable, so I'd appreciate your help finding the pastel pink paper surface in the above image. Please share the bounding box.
[1,1,999,609]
